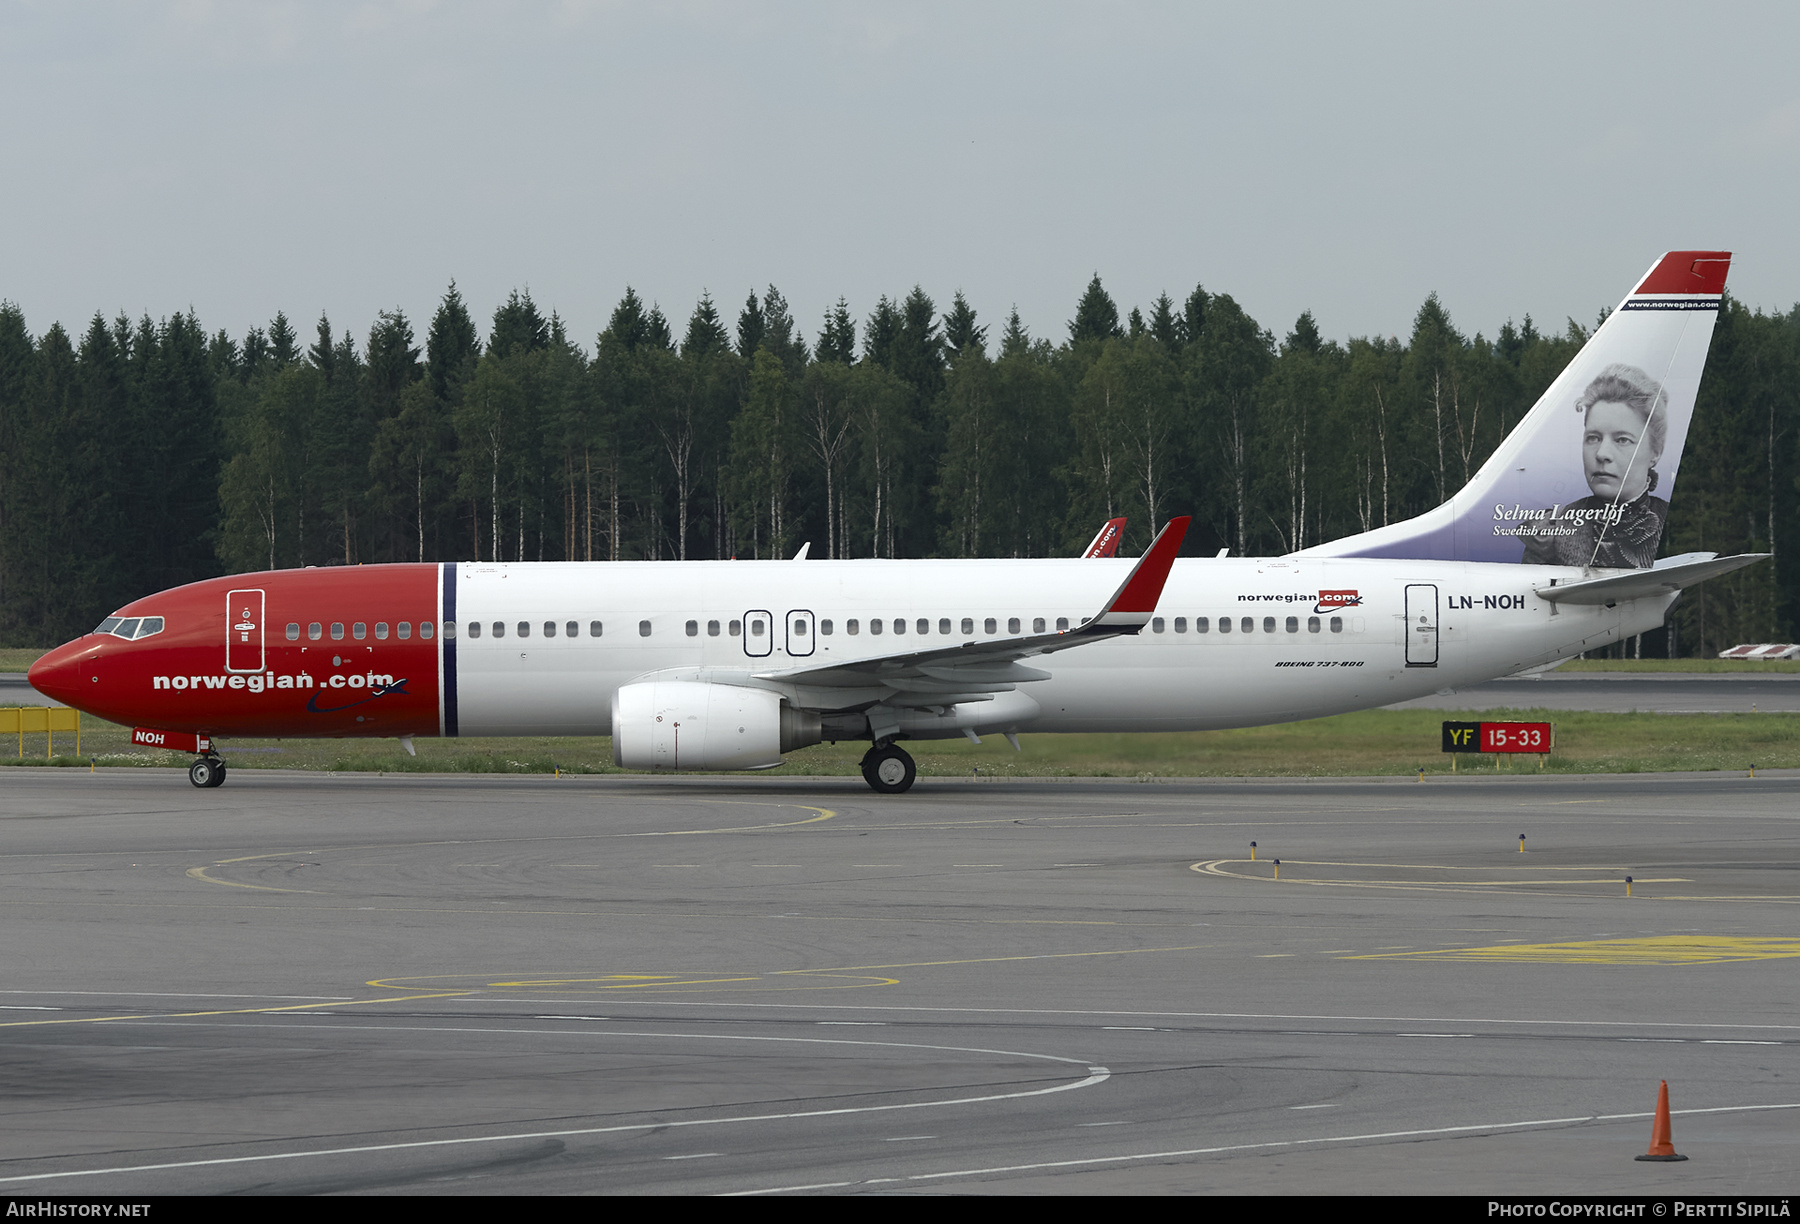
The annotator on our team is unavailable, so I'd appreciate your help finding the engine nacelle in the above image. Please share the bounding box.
[612,680,806,771]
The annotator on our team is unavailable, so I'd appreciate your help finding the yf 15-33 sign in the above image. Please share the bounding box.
[1442,721,1554,754]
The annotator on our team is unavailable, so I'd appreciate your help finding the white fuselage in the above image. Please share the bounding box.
[448,557,1664,738]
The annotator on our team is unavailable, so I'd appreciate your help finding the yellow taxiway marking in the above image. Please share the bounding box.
[184,803,834,891]
[369,944,1219,997]
[1191,858,1693,896]
[1348,936,1800,965]
[185,851,321,894]
[0,991,474,1029]
[624,802,836,837]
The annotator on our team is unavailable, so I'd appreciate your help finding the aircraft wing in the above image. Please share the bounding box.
[1532,552,1769,605]
[752,517,1189,706]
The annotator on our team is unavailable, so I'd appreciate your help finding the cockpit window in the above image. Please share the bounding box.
[94,614,164,639]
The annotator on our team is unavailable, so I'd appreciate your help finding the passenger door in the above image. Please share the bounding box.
[226,588,265,672]
[1404,583,1438,667]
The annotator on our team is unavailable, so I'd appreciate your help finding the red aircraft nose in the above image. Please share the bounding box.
[27,640,88,706]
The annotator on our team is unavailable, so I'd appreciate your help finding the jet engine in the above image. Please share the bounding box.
[611,680,821,771]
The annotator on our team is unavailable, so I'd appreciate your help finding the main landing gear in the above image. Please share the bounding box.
[188,755,227,789]
[860,743,916,795]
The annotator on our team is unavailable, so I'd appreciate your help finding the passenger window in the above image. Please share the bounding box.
[309,623,322,640]
[467,622,481,639]
[1033,618,1045,633]
[544,621,556,638]
[1263,617,1276,633]
[920,619,932,635]
[286,623,300,641]
[1152,617,1165,633]
[962,618,975,635]
[686,620,698,637]
[1308,616,1320,633]
[422,621,436,640]
[353,622,366,640]
[984,617,996,634]
[792,618,807,636]
[517,622,530,638]
[567,621,579,637]
[591,621,604,637]
[870,618,884,635]
[1241,617,1254,633]
[397,622,411,640]
[492,622,505,639]
[1330,616,1344,633]
[1196,617,1209,633]
[751,619,764,637]
[819,620,832,635]
[1286,616,1299,633]
[1174,617,1187,633]
[1056,617,1069,631]
[331,623,345,640]
[847,619,859,635]
[1219,616,1232,634]
[639,620,652,637]
[374,622,389,640]
[1008,618,1020,634]
[708,620,721,636]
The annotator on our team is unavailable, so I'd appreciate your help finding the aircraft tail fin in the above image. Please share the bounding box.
[1297,251,1731,569]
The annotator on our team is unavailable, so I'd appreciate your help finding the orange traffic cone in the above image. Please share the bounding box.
[1634,1080,1687,1162]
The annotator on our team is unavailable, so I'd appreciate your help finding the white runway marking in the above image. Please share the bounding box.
[0,1022,1110,1188]
[730,1101,1800,1194]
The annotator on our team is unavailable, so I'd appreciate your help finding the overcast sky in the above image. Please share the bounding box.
[4,1,1796,355]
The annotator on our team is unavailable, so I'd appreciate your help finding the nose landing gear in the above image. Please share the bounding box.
[188,755,227,788]
[860,743,916,794]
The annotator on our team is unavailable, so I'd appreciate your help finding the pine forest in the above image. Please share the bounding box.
[2,276,1797,656]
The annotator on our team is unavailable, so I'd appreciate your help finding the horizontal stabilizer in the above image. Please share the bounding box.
[1533,552,1768,605]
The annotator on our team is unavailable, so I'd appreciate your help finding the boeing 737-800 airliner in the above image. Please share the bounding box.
[28,252,1763,792]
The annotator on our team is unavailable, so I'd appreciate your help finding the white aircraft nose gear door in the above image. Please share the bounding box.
[786,610,815,657]
[742,610,772,658]
[1405,584,1439,667]
[225,588,265,672]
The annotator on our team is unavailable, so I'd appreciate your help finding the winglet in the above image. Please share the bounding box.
[1091,516,1189,629]
[1081,517,1126,558]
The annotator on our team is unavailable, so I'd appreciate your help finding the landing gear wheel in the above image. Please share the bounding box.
[189,756,226,788]
[861,744,916,795]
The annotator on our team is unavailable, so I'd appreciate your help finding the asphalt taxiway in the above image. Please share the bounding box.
[0,769,1796,1195]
